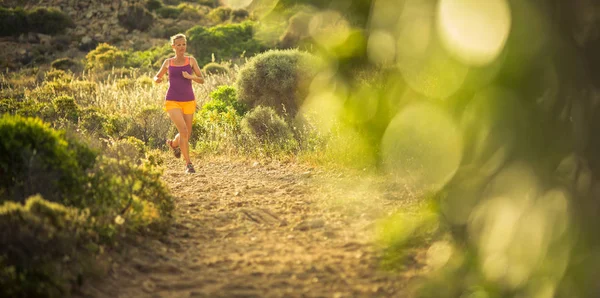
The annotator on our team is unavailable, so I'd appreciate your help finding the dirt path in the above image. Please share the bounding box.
[80,156,427,298]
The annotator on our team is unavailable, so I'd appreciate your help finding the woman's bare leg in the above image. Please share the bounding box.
[167,109,191,165]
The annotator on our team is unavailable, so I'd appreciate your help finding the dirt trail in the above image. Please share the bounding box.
[80,156,427,298]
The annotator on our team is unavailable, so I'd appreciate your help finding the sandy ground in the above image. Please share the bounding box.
[78,155,428,298]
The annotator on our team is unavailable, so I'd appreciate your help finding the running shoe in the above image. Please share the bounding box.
[186,163,196,174]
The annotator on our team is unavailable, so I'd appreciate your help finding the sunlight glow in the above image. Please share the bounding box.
[468,164,572,290]
[309,10,351,48]
[438,0,511,66]
[381,102,462,193]
[222,0,253,9]
[367,30,396,65]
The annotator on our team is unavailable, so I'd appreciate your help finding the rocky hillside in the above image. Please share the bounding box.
[0,0,215,70]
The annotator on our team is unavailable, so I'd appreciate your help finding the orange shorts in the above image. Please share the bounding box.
[164,100,196,114]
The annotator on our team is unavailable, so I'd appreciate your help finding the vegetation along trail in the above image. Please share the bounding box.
[79,156,428,298]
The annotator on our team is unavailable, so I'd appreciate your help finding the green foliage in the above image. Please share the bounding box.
[26,7,75,35]
[146,0,164,11]
[208,6,232,23]
[208,85,247,115]
[202,62,229,75]
[79,107,108,135]
[85,43,127,70]
[118,4,154,32]
[235,49,320,117]
[0,7,28,37]
[156,5,182,18]
[0,115,96,206]
[44,68,72,82]
[52,95,79,123]
[186,21,266,66]
[50,58,80,72]
[0,7,74,36]
[0,195,99,298]
[240,106,293,145]
[177,3,203,20]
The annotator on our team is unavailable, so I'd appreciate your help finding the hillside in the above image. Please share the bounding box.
[0,0,220,70]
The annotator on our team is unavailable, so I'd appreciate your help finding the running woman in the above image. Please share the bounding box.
[153,33,204,173]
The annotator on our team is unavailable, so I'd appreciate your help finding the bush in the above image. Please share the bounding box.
[178,3,203,21]
[0,115,96,206]
[50,58,80,72]
[0,196,99,298]
[118,4,154,32]
[202,62,229,75]
[80,107,108,135]
[186,21,266,66]
[52,95,79,123]
[85,43,127,70]
[146,0,164,11]
[156,5,182,18]
[26,7,75,35]
[235,49,320,117]
[208,6,232,23]
[0,7,28,37]
[240,106,293,144]
[208,85,247,115]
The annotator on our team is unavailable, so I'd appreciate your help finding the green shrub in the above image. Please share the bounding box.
[0,115,96,206]
[44,68,72,82]
[0,195,99,298]
[146,0,164,11]
[208,6,232,23]
[50,57,80,72]
[156,5,182,18]
[0,7,28,37]
[232,8,249,22]
[202,62,229,75]
[186,21,266,66]
[85,43,127,70]
[235,49,320,117]
[53,95,79,123]
[208,85,247,115]
[118,4,154,32]
[80,107,108,135]
[240,106,293,144]
[178,3,203,20]
[26,7,75,35]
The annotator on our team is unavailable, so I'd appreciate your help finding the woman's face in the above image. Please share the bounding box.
[171,38,187,55]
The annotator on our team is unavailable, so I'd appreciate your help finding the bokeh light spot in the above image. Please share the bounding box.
[381,102,462,193]
[438,0,511,66]
[309,10,351,48]
[367,30,396,65]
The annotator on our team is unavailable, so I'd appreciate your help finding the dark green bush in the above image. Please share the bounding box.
[240,106,293,144]
[0,7,28,37]
[156,6,182,18]
[146,0,164,11]
[231,8,249,22]
[118,4,154,32]
[0,196,99,298]
[0,115,96,206]
[50,58,80,72]
[202,62,229,75]
[186,21,266,66]
[27,7,75,35]
[235,49,320,117]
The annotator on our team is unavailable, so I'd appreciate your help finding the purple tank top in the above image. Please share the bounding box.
[165,57,195,102]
